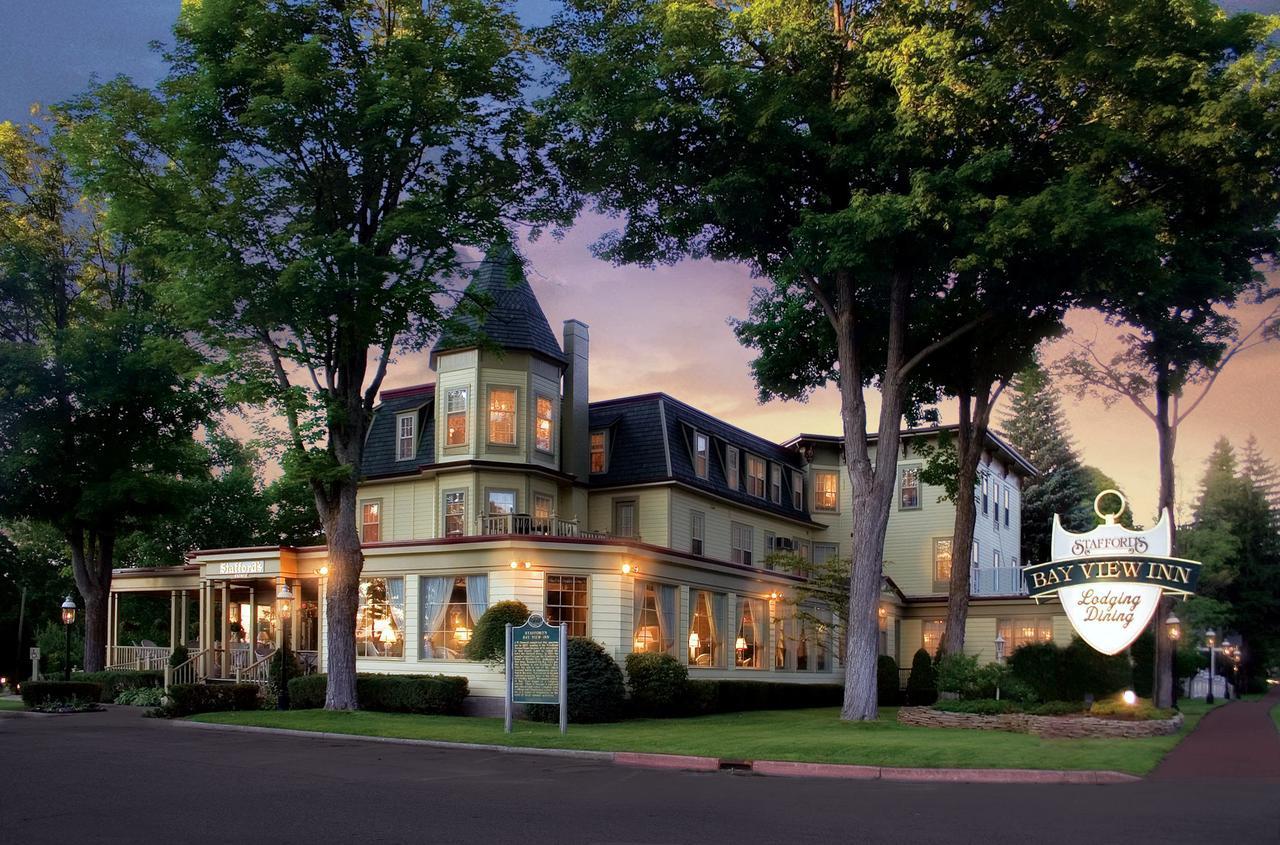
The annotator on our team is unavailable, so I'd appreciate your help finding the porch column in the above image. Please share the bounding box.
[248,586,256,646]
[169,591,178,649]
[220,581,230,677]
[290,579,301,652]
[318,574,327,673]
[180,591,190,646]
[105,592,114,667]
[199,580,210,676]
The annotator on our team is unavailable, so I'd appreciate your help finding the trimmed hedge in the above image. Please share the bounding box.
[21,680,103,707]
[905,649,937,706]
[625,652,689,717]
[464,601,530,664]
[164,683,262,716]
[686,680,843,715]
[932,697,1021,715]
[1008,637,1131,703]
[877,655,901,706]
[73,670,164,702]
[287,673,469,715]
[527,638,626,724]
[1025,700,1087,716]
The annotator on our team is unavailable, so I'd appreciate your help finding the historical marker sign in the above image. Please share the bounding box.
[505,614,568,734]
[1024,491,1201,655]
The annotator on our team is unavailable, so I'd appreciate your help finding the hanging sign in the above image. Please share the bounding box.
[505,614,568,734]
[1023,491,1200,655]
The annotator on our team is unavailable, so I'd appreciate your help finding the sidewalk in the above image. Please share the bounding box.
[1150,688,1280,781]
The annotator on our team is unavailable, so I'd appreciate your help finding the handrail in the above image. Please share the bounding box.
[106,645,173,671]
[235,649,277,685]
[166,651,205,688]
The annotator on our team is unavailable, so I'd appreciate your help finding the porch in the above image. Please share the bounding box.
[969,564,1027,597]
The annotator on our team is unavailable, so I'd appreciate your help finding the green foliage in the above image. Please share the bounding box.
[35,620,83,675]
[74,669,163,702]
[463,601,530,664]
[1024,700,1087,716]
[1007,639,1131,703]
[906,649,937,706]
[114,686,164,707]
[876,655,901,707]
[527,639,625,724]
[624,652,689,717]
[1006,642,1061,703]
[20,680,102,708]
[169,645,190,669]
[970,662,1036,703]
[286,674,469,715]
[914,432,962,505]
[0,519,74,681]
[932,698,1021,716]
[160,683,262,717]
[1089,696,1175,722]
[269,648,302,691]
[935,653,981,698]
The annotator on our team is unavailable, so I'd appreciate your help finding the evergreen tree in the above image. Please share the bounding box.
[1000,362,1093,564]
[1240,435,1280,514]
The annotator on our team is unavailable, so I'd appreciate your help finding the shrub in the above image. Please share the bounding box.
[1059,638,1130,701]
[935,653,980,698]
[686,680,844,715]
[1025,700,1087,716]
[161,683,262,717]
[1089,695,1174,721]
[115,687,165,707]
[268,648,302,690]
[1129,630,1154,698]
[169,645,190,669]
[286,673,469,715]
[527,638,625,724]
[625,652,688,716]
[464,600,530,664]
[1007,642,1060,703]
[21,680,103,708]
[932,698,1021,715]
[877,655,901,706]
[73,670,164,702]
[905,648,937,705]
[35,620,83,675]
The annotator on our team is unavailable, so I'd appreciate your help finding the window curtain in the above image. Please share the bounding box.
[387,577,406,632]
[420,577,452,658]
[709,593,724,666]
[658,584,676,654]
[465,575,489,627]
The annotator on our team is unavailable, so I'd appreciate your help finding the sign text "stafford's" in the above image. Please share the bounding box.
[218,560,266,575]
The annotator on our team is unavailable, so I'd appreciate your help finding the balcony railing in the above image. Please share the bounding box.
[474,513,612,540]
[970,564,1027,597]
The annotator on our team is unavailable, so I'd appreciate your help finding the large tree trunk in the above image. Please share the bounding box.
[1151,368,1177,709]
[942,388,992,656]
[69,527,114,673]
[840,269,911,721]
[318,457,364,710]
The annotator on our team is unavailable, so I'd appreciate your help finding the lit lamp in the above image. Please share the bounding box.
[621,561,636,576]
[633,636,647,651]
[768,591,782,601]
[60,595,77,681]
[455,625,472,644]
[509,560,533,570]
[735,636,747,659]
[1166,612,1181,706]
[688,631,701,658]
[994,632,1006,664]
[1204,629,1218,705]
[276,581,295,711]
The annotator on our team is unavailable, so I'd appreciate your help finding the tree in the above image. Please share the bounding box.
[536,0,1148,721]
[1001,361,1093,565]
[0,520,74,680]
[1078,467,1137,530]
[1240,434,1280,514]
[1048,0,1280,708]
[64,0,533,708]
[0,118,211,672]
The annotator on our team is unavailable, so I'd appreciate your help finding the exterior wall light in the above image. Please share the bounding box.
[621,562,636,575]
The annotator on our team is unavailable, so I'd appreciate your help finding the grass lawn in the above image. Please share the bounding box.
[1271,702,1279,734]
[192,700,1222,777]
[0,699,26,711]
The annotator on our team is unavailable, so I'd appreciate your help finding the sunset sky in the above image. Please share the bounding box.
[3,0,1278,526]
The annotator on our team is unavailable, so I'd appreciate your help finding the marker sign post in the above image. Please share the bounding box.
[505,614,568,735]
[1024,490,1201,655]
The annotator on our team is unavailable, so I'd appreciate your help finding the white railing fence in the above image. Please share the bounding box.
[106,645,172,671]
[970,565,1027,597]
[235,650,276,685]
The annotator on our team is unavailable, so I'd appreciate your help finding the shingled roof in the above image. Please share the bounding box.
[431,243,567,367]
[361,384,435,479]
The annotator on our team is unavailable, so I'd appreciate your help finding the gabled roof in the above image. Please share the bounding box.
[430,243,567,367]
[783,424,1038,478]
[589,393,818,525]
[361,384,435,478]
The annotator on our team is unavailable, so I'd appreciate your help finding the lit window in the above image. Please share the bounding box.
[356,577,404,658]
[735,597,766,669]
[488,387,516,446]
[770,464,782,504]
[361,501,381,543]
[633,580,676,655]
[590,431,606,473]
[1003,488,1011,527]
[933,537,952,591]
[745,454,766,497]
[545,574,588,637]
[688,590,726,668]
[690,511,705,556]
[694,432,708,479]
[899,466,920,509]
[998,617,1053,655]
[725,445,740,490]
[396,413,416,461]
[730,522,753,566]
[814,470,839,511]
[792,470,804,509]
[421,575,487,660]
[535,395,554,453]
[534,493,553,521]
[922,619,945,654]
[444,491,466,537]
[446,388,468,447]
[614,499,637,538]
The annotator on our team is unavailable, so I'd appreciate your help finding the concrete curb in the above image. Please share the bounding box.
[175,719,1140,783]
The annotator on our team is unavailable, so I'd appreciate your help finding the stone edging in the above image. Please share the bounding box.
[896,706,1184,738]
[173,719,1139,784]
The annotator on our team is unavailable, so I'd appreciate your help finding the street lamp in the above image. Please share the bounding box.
[276,581,294,711]
[60,595,76,681]
[994,632,1006,664]
[1204,629,1218,704]
[1166,613,1181,706]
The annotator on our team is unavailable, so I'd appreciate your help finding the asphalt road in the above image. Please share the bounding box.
[1,707,1276,845]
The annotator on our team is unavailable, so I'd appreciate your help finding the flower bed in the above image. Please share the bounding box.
[897,706,1183,738]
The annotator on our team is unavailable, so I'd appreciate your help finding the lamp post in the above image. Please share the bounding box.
[993,633,1006,700]
[1166,613,1181,706]
[276,581,294,711]
[60,595,76,681]
[1204,629,1218,704]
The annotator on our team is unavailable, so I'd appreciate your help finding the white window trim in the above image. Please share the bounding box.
[745,453,766,498]
[445,387,469,447]
[690,510,705,556]
[534,393,555,454]
[770,464,782,504]
[442,489,467,538]
[898,464,921,510]
[486,385,518,447]
[813,469,840,513]
[396,412,417,462]
[791,470,804,509]
[730,521,753,566]
[725,444,740,491]
[694,432,709,479]
[360,499,383,543]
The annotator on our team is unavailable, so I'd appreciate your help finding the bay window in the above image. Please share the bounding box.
[688,590,726,668]
[446,387,468,447]
[735,597,766,669]
[632,581,677,655]
[420,575,488,660]
[535,395,554,453]
[356,577,404,658]
[488,387,516,445]
[545,574,588,637]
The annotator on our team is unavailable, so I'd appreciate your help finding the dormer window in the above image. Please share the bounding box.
[792,470,804,509]
[745,454,766,498]
[590,430,607,473]
[694,432,709,479]
[770,465,782,504]
[446,388,468,447]
[488,387,516,446]
[396,412,416,461]
[725,445,740,490]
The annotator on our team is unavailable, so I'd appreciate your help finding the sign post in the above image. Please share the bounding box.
[505,614,568,734]
[1024,490,1201,655]
[29,647,40,681]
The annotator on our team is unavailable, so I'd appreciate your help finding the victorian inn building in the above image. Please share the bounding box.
[107,248,1072,705]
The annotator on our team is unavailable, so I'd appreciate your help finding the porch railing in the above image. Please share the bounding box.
[970,565,1027,597]
[106,645,172,671]
[166,650,205,688]
[475,513,611,540]
[296,650,319,676]
[236,650,276,685]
